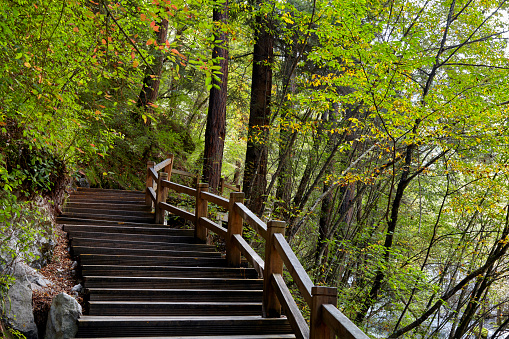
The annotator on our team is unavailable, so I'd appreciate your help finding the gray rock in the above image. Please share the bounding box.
[2,280,38,339]
[78,177,90,188]
[44,293,82,339]
[71,284,82,292]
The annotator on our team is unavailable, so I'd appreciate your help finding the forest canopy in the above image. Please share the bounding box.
[2,0,509,337]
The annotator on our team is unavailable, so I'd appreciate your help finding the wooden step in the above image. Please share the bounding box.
[75,316,293,337]
[71,190,145,197]
[81,265,258,278]
[87,288,263,302]
[60,219,183,230]
[83,276,262,289]
[63,207,155,218]
[78,254,226,266]
[67,231,196,244]
[71,238,215,251]
[72,246,221,258]
[73,335,296,339]
[64,198,148,204]
[59,212,154,223]
[64,202,152,212]
[63,225,186,236]
[88,301,262,316]
[68,195,147,203]
[76,188,145,194]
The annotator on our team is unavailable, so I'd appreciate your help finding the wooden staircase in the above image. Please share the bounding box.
[58,187,295,338]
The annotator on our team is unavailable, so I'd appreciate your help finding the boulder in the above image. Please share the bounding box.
[2,280,38,339]
[44,293,82,339]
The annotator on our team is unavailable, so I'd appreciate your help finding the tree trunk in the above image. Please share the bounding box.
[202,0,228,193]
[243,12,273,214]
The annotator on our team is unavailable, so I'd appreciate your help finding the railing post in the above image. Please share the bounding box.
[145,161,155,207]
[263,220,286,318]
[195,183,209,243]
[165,154,174,182]
[155,172,168,224]
[219,177,224,195]
[310,286,338,339]
[226,192,245,267]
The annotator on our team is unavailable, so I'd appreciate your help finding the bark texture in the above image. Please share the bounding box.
[243,13,273,214]
[203,0,229,192]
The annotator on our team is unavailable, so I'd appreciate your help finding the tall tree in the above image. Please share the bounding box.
[243,4,273,213]
[202,0,229,192]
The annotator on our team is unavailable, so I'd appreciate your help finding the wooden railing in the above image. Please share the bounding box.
[145,156,370,339]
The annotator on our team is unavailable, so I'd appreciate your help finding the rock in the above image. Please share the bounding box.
[2,280,38,339]
[44,293,82,339]
[71,284,82,292]
[5,260,52,290]
[78,177,90,188]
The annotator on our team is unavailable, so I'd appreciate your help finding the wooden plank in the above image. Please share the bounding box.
[199,217,227,238]
[71,246,221,258]
[322,304,370,339]
[227,193,245,267]
[195,183,209,243]
[159,202,195,221]
[78,335,296,338]
[83,276,264,290]
[88,301,262,316]
[233,234,264,278]
[310,286,337,339]
[76,316,293,337]
[273,233,313,306]
[224,182,241,192]
[154,158,173,172]
[172,169,197,178]
[87,288,263,302]
[64,224,181,236]
[162,180,197,197]
[149,167,159,182]
[76,188,144,194]
[71,238,215,251]
[60,212,155,224]
[147,187,157,203]
[234,203,267,240]
[272,274,309,339]
[82,265,258,279]
[263,221,285,317]
[200,191,229,209]
[79,254,226,267]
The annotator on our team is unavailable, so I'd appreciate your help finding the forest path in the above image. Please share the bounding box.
[57,187,295,338]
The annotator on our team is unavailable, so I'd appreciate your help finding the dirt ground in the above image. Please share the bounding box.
[32,223,83,336]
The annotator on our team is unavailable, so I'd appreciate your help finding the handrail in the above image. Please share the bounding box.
[147,187,156,203]
[148,167,159,182]
[322,304,370,339]
[159,202,195,221]
[199,217,227,238]
[154,158,173,172]
[172,168,196,178]
[233,234,264,277]
[234,202,268,239]
[219,177,241,195]
[162,180,197,197]
[272,273,309,339]
[200,191,229,209]
[274,233,313,305]
[144,155,370,339]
